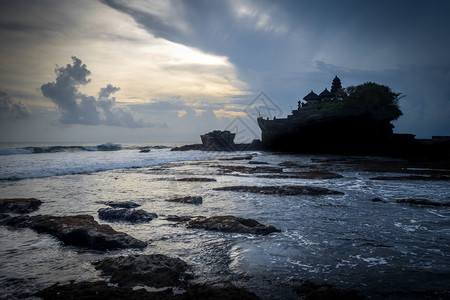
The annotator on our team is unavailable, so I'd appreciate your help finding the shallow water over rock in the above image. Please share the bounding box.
[0,151,449,299]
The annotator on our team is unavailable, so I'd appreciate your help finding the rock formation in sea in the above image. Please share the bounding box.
[0,198,42,214]
[92,254,190,288]
[1,214,147,250]
[98,208,158,223]
[166,215,281,235]
[166,196,203,205]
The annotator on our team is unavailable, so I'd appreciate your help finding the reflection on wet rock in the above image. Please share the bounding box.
[0,198,42,214]
[98,207,158,223]
[1,214,147,250]
[92,254,190,288]
[187,215,281,235]
[213,185,344,195]
[166,196,203,205]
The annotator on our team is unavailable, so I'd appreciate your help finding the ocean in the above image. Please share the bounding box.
[0,142,449,299]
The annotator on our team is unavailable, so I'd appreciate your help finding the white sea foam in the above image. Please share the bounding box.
[0,147,219,180]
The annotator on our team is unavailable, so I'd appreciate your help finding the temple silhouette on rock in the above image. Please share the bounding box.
[174,76,450,158]
[258,76,406,154]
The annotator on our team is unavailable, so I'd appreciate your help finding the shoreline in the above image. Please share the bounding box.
[1,152,449,299]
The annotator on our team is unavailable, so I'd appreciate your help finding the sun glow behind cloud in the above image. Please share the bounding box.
[2,0,448,142]
[0,0,247,108]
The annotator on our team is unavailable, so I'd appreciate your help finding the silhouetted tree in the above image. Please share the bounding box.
[344,82,403,120]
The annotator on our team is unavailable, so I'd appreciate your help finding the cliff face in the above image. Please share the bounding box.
[259,114,393,154]
[258,99,402,154]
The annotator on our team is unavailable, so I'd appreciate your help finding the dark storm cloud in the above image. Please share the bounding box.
[100,0,278,68]
[41,56,151,128]
[101,0,189,42]
[0,21,38,32]
[102,1,450,67]
[0,91,31,120]
[98,84,120,99]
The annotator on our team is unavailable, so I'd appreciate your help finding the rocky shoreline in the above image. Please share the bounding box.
[0,197,283,299]
[0,214,148,250]
[1,153,449,299]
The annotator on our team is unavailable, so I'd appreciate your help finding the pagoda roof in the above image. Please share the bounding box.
[319,88,333,98]
[303,90,320,101]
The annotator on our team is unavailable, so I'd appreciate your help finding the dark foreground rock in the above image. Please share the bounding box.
[170,143,203,151]
[370,175,450,181]
[216,165,283,174]
[166,196,203,205]
[35,281,260,300]
[186,215,281,235]
[257,171,343,179]
[182,284,259,300]
[213,185,344,196]
[0,198,42,214]
[248,161,269,165]
[35,281,164,300]
[293,280,363,300]
[1,214,147,250]
[101,201,141,208]
[218,155,254,160]
[396,198,450,207]
[98,208,158,223]
[165,215,194,223]
[92,254,190,288]
[371,197,388,203]
[176,177,217,182]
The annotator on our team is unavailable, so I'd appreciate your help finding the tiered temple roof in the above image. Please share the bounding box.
[303,90,320,101]
[319,88,333,99]
[301,76,342,106]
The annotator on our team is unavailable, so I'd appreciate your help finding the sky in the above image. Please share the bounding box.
[0,0,449,143]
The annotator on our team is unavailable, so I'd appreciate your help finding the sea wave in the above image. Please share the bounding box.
[0,148,220,181]
[0,143,172,156]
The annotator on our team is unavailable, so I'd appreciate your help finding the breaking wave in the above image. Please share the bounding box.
[0,143,171,156]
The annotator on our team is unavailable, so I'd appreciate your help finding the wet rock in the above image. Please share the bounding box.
[187,215,281,235]
[217,165,283,174]
[293,280,363,300]
[371,197,388,203]
[218,155,254,160]
[35,281,169,300]
[165,215,194,223]
[102,201,141,208]
[176,178,217,182]
[278,161,302,168]
[98,208,158,223]
[1,214,147,250]
[166,196,203,205]
[396,198,450,207]
[92,254,190,288]
[213,185,344,196]
[182,284,259,300]
[0,198,42,214]
[257,171,343,179]
[35,281,260,300]
[370,175,450,181]
[171,144,203,151]
[248,161,269,165]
